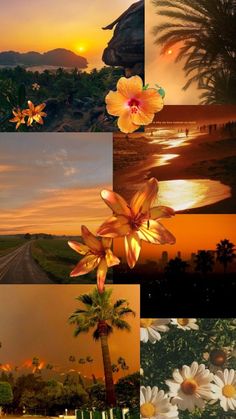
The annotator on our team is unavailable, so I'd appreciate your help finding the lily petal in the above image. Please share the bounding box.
[101,237,112,249]
[150,206,175,220]
[117,75,143,98]
[105,91,127,116]
[117,109,140,133]
[124,232,141,268]
[100,189,131,216]
[97,216,131,238]
[105,249,120,268]
[97,259,108,293]
[68,240,90,255]
[139,220,176,244]
[130,178,158,215]
[70,254,99,277]
[81,225,103,252]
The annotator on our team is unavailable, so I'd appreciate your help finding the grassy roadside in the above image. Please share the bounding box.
[31,238,112,284]
[0,237,26,256]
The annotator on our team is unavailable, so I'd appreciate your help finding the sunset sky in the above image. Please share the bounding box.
[0,133,112,235]
[114,215,236,260]
[0,0,135,69]
[0,284,140,381]
[145,0,201,104]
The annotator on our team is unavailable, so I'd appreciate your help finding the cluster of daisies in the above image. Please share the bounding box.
[140,319,236,417]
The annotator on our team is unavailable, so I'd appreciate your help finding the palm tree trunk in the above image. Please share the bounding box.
[99,331,116,406]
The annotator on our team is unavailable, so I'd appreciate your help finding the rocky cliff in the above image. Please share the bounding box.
[102,0,144,78]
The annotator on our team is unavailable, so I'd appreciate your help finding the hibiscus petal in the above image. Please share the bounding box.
[100,189,131,216]
[117,109,140,134]
[131,109,154,126]
[130,178,158,215]
[68,240,90,255]
[150,206,175,220]
[117,76,143,98]
[97,259,108,293]
[105,91,127,116]
[70,254,99,277]
[138,88,164,114]
[81,225,102,252]
[139,220,176,244]
[124,232,141,268]
[105,249,120,268]
[97,216,131,238]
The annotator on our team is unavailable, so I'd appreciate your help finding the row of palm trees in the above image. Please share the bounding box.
[152,0,236,103]
[165,239,235,276]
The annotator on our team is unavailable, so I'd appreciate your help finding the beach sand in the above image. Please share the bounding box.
[113,129,236,213]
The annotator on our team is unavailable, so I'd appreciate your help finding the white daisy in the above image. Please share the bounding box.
[170,319,199,331]
[140,386,179,418]
[212,369,236,411]
[140,319,170,343]
[166,361,214,412]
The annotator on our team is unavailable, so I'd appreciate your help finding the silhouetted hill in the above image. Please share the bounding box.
[0,48,88,68]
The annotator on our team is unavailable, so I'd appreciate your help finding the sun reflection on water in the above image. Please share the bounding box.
[156,179,231,211]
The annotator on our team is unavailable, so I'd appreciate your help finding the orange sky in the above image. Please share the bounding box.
[0,0,135,70]
[145,0,201,104]
[0,284,140,381]
[114,215,236,260]
[0,133,112,235]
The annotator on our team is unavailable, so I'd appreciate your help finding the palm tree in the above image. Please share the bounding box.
[68,288,135,407]
[195,251,215,275]
[216,239,236,273]
[152,0,236,103]
[164,257,189,277]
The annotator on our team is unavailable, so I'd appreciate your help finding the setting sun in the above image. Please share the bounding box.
[76,45,86,53]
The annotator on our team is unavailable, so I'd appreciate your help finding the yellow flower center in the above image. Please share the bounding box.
[177,318,189,326]
[140,319,153,328]
[181,379,198,395]
[222,384,236,398]
[140,402,155,417]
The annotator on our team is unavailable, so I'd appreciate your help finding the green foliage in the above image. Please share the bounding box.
[116,373,139,409]
[141,319,236,418]
[0,381,13,405]
[0,65,122,131]
[0,237,26,256]
[31,238,112,284]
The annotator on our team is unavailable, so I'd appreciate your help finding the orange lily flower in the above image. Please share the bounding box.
[105,76,163,133]
[68,225,120,293]
[23,101,47,126]
[9,108,26,129]
[97,178,176,268]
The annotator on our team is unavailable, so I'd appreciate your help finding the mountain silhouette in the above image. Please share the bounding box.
[0,48,88,68]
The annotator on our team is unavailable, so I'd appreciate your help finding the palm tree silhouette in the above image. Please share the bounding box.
[68,288,135,407]
[216,239,236,273]
[165,257,189,277]
[152,0,236,103]
[195,251,215,275]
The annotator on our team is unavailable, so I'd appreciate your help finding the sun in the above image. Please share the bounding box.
[166,49,173,55]
[76,45,86,53]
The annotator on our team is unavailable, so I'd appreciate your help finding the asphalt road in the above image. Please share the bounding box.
[0,241,52,284]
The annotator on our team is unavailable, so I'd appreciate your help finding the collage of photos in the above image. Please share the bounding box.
[0,0,236,418]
